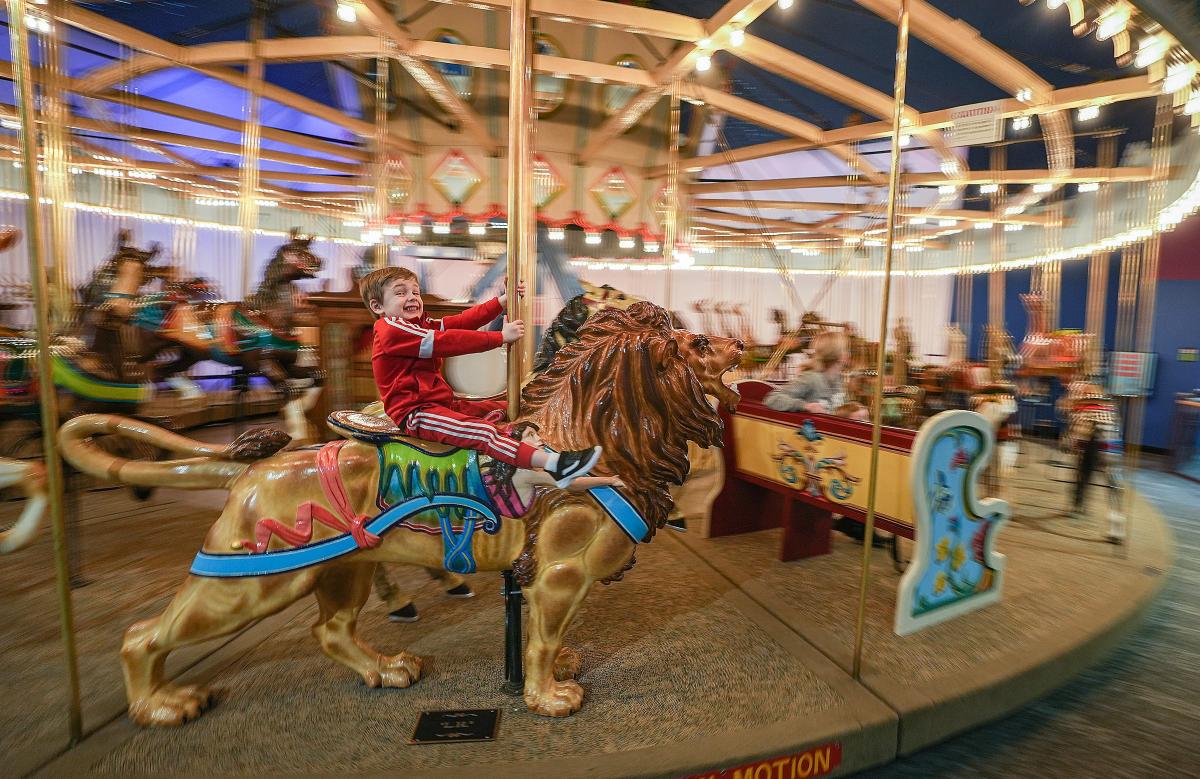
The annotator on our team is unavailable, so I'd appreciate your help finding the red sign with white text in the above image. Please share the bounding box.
[680,743,843,779]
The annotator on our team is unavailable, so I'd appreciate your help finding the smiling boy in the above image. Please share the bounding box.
[358,266,602,487]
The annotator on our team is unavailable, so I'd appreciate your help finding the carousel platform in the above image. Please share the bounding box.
[0,440,1172,778]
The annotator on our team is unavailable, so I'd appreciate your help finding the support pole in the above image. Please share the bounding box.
[501,569,524,694]
[663,77,681,310]
[238,1,266,298]
[506,0,534,418]
[852,0,909,681]
[1085,133,1119,376]
[44,0,74,329]
[7,0,82,743]
[373,49,390,269]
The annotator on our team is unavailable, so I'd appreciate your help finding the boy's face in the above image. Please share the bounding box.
[370,277,423,320]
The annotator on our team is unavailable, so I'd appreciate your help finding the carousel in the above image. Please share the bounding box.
[0,1,1190,776]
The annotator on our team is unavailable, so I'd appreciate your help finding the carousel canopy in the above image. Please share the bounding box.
[1,1,1199,274]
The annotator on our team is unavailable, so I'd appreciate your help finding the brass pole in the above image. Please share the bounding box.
[505,0,534,417]
[852,0,909,680]
[7,0,82,743]
[374,48,389,268]
[664,76,681,310]
[238,1,266,297]
[44,0,74,329]
[1086,133,1118,376]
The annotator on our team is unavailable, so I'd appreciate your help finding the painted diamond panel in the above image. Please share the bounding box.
[533,155,564,209]
[385,157,411,214]
[431,150,482,205]
[591,167,636,220]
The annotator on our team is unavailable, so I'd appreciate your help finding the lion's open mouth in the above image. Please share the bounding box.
[713,353,742,412]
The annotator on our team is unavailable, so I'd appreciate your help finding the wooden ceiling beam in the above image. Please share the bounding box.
[690,199,1057,225]
[429,0,706,41]
[578,0,777,163]
[359,0,499,155]
[656,76,1158,177]
[58,5,417,155]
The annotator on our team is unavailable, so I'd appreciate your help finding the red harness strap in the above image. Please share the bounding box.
[240,440,381,553]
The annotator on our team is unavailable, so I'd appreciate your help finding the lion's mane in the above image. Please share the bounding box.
[520,302,723,538]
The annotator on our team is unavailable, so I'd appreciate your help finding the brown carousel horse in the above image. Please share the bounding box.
[57,302,743,726]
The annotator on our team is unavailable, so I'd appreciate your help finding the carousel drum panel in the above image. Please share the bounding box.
[710,380,917,561]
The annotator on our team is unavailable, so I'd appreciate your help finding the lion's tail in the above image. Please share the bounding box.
[58,414,291,491]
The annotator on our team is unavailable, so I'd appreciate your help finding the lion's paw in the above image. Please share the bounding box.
[553,646,582,681]
[365,652,423,688]
[127,684,213,727]
[525,678,584,717]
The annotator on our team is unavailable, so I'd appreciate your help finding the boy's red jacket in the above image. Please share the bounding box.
[372,297,504,423]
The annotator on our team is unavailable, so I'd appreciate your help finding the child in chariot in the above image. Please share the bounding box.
[359,266,603,488]
[764,330,870,421]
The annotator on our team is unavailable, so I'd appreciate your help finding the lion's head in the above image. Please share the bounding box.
[520,302,739,535]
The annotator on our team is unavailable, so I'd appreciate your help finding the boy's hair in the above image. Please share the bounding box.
[809,331,849,370]
[359,266,419,317]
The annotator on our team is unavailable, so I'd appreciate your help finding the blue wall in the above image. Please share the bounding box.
[1144,281,1200,449]
[949,255,1188,449]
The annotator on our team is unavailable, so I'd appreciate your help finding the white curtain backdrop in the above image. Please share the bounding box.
[413,257,954,360]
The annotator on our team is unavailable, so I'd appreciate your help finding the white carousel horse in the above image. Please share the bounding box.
[0,457,47,553]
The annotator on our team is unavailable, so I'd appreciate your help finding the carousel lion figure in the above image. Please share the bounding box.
[58,302,743,726]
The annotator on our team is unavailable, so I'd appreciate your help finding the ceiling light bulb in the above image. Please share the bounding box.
[778,0,794,9]
[1033,183,1053,194]
[1134,35,1170,69]
[585,232,601,245]
[1078,182,1100,193]
[547,227,565,241]
[899,133,911,147]
[980,183,1000,194]
[468,222,486,235]
[1015,88,1033,103]
[729,27,745,47]
[1095,5,1130,42]
[618,237,635,249]
[1186,92,1200,115]
[939,218,957,227]
[938,184,957,195]
[975,221,994,230]
[1077,104,1100,121]
[695,54,712,72]
[1012,115,1032,131]
[1164,62,1196,94]
[909,216,927,225]
[336,2,357,23]
[643,241,660,253]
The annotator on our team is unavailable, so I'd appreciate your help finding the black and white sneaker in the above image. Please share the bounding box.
[546,446,603,488]
[387,603,419,623]
[444,583,475,598]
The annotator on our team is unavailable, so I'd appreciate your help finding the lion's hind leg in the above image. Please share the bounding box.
[312,563,423,689]
[123,572,315,726]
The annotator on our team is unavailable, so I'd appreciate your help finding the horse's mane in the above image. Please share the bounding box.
[520,301,723,537]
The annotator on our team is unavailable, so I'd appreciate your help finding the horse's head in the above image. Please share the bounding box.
[275,231,322,281]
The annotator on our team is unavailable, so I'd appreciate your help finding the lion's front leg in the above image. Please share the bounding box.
[521,509,636,717]
[521,564,589,717]
[311,563,422,688]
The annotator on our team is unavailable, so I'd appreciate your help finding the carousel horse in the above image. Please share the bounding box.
[77,231,167,383]
[1059,381,1126,543]
[133,232,324,440]
[532,281,643,372]
[1016,292,1090,382]
[57,302,743,726]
